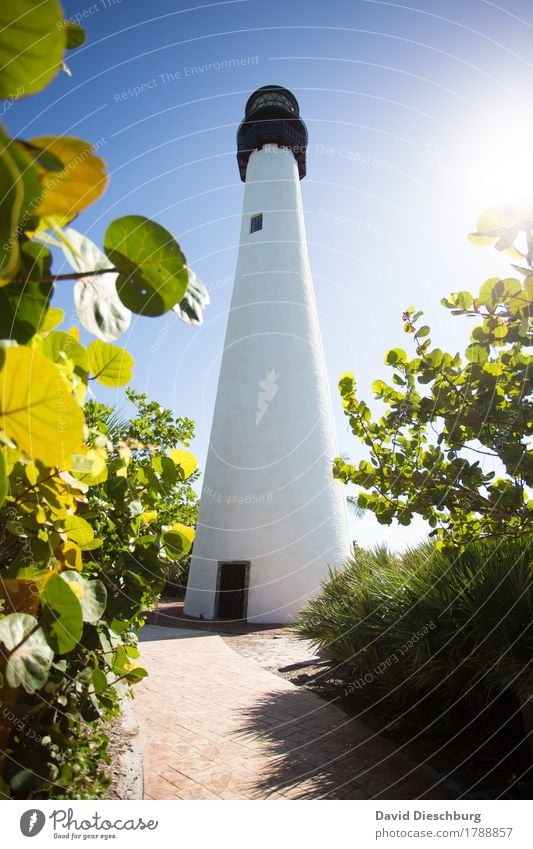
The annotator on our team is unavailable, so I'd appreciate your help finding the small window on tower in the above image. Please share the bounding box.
[250,213,263,233]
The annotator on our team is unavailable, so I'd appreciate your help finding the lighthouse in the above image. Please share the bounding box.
[184,85,351,623]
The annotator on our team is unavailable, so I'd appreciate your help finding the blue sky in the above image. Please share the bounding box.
[7,0,533,547]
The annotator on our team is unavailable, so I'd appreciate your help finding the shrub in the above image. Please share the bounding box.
[334,204,532,550]
[296,537,533,720]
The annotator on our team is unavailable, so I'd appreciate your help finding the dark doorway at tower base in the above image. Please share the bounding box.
[217,561,250,619]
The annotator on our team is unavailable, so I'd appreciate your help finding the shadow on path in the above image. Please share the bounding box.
[236,687,452,799]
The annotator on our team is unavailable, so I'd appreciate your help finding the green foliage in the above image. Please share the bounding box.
[87,340,134,387]
[82,390,199,628]
[104,216,188,316]
[64,22,87,50]
[0,613,54,693]
[0,1,65,98]
[335,204,532,549]
[0,2,206,799]
[296,537,533,716]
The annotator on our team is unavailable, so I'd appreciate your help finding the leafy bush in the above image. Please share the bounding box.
[334,204,532,549]
[296,538,533,720]
[0,1,206,799]
[83,390,199,613]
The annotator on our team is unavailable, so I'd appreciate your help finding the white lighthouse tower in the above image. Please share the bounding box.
[184,85,350,623]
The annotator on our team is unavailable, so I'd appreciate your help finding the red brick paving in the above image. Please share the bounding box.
[134,625,451,800]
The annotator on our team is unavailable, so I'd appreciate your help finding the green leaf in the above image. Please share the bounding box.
[0,612,53,693]
[0,129,25,284]
[0,450,6,507]
[104,215,188,316]
[42,573,83,654]
[414,325,430,338]
[173,269,210,326]
[476,205,513,235]
[455,291,473,310]
[338,372,355,396]
[19,240,53,280]
[65,22,87,49]
[91,667,107,693]
[0,273,53,343]
[41,330,89,373]
[385,348,407,366]
[0,0,65,98]
[62,514,94,547]
[492,323,508,340]
[479,277,500,307]
[14,140,63,172]
[465,343,489,364]
[60,571,107,624]
[62,228,131,342]
[371,379,388,396]
[87,340,134,386]
[162,523,195,560]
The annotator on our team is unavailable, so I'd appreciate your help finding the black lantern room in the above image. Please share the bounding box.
[236,85,308,181]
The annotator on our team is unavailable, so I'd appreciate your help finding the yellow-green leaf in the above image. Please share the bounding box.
[476,205,513,235]
[467,232,496,248]
[139,510,158,524]
[0,0,65,98]
[0,346,83,467]
[28,136,108,226]
[162,523,195,560]
[62,514,94,547]
[55,540,82,572]
[40,330,89,372]
[40,307,64,332]
[87,340,134,387]
[71,449,108,485]
[167,449,197,479]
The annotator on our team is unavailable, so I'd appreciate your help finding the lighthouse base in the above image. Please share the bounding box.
[184,524,349,625]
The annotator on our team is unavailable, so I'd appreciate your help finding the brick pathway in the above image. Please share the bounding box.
[133,625,450,800]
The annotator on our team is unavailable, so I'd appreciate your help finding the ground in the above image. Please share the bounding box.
[104,602,530,800]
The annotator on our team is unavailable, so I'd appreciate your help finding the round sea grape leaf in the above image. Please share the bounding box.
[62,228,131,342]
[167,449,198,479]
[476,205,513,235]
[385,348,407,366]
[104,215,188,317]
[40,307,64,332]
[65,22,87,50]
[41,330,89,373]
[28,136,108,226]
[162,523,195,560]
[0,0,65,98]
[62,514,94,548]
[465,343,489,364]
[60,571,107,624]
[0,612,53,693]
[173,269,210,326]
[0,346,84,467]
[86,340,134,386]
[41,573,83,654]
